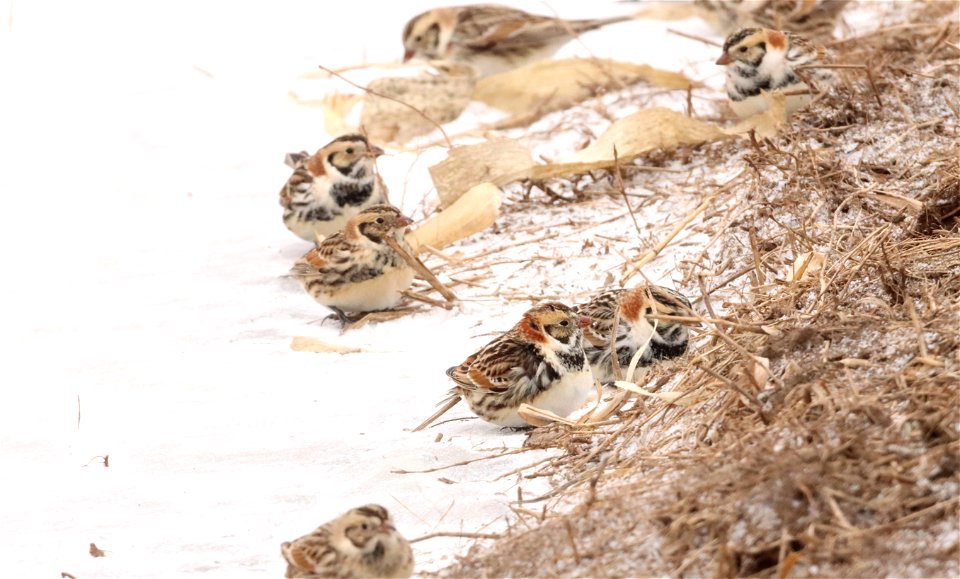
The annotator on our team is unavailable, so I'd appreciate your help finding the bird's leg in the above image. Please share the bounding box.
[325,306,351,327]
[500,425,535,433]
[749,129,762,152]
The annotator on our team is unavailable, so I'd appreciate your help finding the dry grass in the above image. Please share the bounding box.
[433,1,959,577]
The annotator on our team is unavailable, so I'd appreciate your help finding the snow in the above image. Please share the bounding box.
[0,1,727,577]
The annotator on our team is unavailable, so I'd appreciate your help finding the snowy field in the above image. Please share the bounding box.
[0,0,873,576]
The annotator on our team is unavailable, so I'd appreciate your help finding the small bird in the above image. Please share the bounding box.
[280,134,388,243]
[402,5,634,77]
[716,27,834,118]
[281,504,414,579]
[424,302,594,429]
[289,204,415,324]
[577,285,697,383]
[695,0,850,41]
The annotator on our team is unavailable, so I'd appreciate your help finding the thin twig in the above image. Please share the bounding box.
[667,28,722,47]
[384,237,457,302]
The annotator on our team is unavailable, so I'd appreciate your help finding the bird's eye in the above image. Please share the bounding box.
[376,217,385,224]
[361,523,369,530]
[346,147,355,154]
[738,46,748,53]
[414,35,422,42]
[559,320,569,327]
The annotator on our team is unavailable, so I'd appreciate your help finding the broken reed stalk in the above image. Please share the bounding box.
[402,290,454,309]
[384,237,457,303]
[411,395,461,432]
[317,64,453,148]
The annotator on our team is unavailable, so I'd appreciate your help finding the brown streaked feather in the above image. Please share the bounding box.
[448,330,541,393]
[455,5,631,51]
[767,28,787,49]
[305,151,326,178]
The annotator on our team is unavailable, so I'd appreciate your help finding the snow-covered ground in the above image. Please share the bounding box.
[0,1,729,576]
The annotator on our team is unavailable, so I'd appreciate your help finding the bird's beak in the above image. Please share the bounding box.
[396,215,414,227]
[716,52,732,65]
[403,49,414,62]
[366,145,385,157]
[578,316,592,328]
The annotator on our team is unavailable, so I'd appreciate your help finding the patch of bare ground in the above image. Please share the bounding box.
[434,1,959,577]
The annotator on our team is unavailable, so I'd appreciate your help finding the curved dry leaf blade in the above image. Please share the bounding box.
[361,69,476,144]
[290,337,364,354]
[562,108,728,164]
[407,183,502,251]
[517,403,578,427]
[429,139,533,206]
[475,59,698,114]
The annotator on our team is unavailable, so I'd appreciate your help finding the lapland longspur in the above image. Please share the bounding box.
[716,27,834,118]
[578,285,698,383]
[421,302,594,429]
[696,0,850,41]
[289,204,415,323]
[280,134,388,243]
[402,4,634,77]
[281,504,414,579]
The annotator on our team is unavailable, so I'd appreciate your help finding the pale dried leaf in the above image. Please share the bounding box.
[517,403,578,427]
[361,64,476,144]
[474,59,697,114]
[429,139,533,207]
[495,108,732,184]
[788,251,826,282]
[321,94,362,137]
[561,108,728,164]
[407,183,502,251]
[290,337,364,354]
[427,106,783,199]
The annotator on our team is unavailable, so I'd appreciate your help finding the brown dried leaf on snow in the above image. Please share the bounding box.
[517,403,577,427]
[474,58,697,114]
[429,139,533,207]
[560,107,729,164]
[361,61,477,144]
[407,183,502,251]
[289,337,364,354]
[428,109,734,199]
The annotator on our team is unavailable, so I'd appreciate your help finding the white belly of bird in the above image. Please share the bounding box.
[324,266,415,312]
[286,210,355,242]
[495,367,594,428]
[730,83,812,119]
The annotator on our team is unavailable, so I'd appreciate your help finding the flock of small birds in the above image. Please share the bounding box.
[277,2,845,576]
